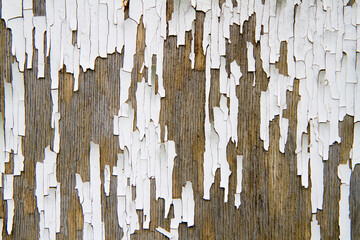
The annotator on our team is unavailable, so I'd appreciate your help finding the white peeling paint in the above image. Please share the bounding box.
[89,141,104,240]
[159,181,195,240]
[352,122,360,169]
[168,0,195,47]
[104,165,111,197]
[33,17,46,78]
[6,199,14,235]
[35,146,61,240]
[3,175,14,234]
[1,0,359,238]
[247,42,255,72]
[0,114,5,187]
[4,62,25,156]
[156,226,175,239]
[170,199,182,229]
[1,61,28,235]
[1,0,22,26]
[311,214,320,240]
[75,174,93,239]
[75,142,105,240]
[181,181,195,227]
[113,63,177,238]
[235,155,243,209]
[338,163,351,240]
[253,2,360,226]
[123,18,137,72]
[0,219,3,240]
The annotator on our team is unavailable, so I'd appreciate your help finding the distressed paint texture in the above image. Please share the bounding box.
[0,0,360,239]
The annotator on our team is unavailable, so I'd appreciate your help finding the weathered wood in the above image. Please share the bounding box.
[0,1,359,239]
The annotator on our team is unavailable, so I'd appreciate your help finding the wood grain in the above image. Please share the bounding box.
[0,2,358,239]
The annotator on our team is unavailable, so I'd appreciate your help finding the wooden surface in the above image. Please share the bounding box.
[0,0,359,239]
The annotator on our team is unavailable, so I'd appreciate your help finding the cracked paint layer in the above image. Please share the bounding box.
[75,142,104,239]
[1,0,360,239]
[35,147,61,240]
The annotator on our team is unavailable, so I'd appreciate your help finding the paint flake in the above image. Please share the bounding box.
[235,155,243,209]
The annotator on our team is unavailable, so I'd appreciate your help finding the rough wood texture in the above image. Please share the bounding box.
[0,0,359,239]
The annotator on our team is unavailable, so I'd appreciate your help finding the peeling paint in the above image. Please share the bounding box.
[75,142,104,240]
[35,147,61,240]
[1,0,360,238]
[235,155,243,209]
[338,162,351,239]
[157,181,194,240]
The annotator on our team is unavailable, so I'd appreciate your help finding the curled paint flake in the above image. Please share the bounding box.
[156,226,175,239]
